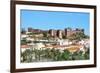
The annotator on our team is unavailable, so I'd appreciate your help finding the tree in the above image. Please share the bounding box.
[62,35,67,39]
[68,32,89,41]
[21,49,33,62]
[56,50,71,60]
[43,32,48,37]
[21,38,27,45]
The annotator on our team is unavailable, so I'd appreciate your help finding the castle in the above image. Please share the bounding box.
[27,27,84,38]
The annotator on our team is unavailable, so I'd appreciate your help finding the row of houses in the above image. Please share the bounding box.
[21,27,89,55]
[21,39,90,54]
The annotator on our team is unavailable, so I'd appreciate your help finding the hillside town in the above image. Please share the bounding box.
[21,27,90,62]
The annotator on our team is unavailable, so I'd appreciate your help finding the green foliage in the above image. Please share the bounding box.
[21,38,27,45]
[59,50,70,60]
[62,35,67,39]
[21,48,90,62]
[68,32,89,41]
[43,32,48,37]
[21,49,33,62]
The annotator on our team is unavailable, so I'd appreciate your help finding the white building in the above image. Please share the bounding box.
[57,39,72,46]
[32,43,45,50]
[26,37,34,41]
[21,34,28,39]
[21,45,31,53]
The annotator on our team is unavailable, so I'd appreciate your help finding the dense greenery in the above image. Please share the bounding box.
[68,32,89,41]
[21,38,27,45]
[21,48,89,63]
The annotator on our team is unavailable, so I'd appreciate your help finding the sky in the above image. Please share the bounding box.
[21,10,90,35]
